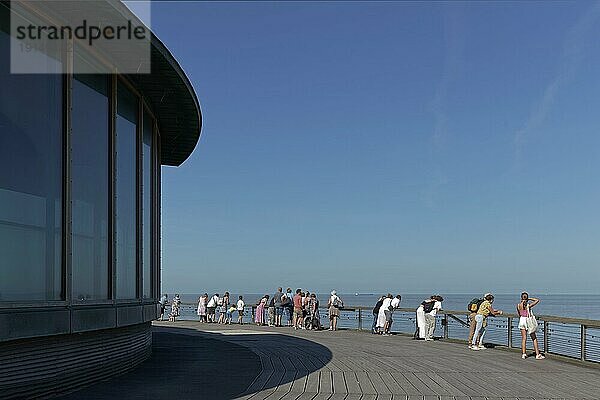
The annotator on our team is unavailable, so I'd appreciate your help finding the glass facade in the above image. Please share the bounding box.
[0,2,199,346]
[0,28,63,301]
[115,82,138,300]
[0,14,159,305]
[71,72,110,301]
[142,111,153,298]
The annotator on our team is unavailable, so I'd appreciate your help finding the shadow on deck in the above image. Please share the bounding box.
[57,326,333,400]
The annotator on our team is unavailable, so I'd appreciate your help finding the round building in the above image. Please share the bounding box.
[0,1,201,398]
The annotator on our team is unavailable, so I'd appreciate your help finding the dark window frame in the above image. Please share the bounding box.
[0,31,160,309]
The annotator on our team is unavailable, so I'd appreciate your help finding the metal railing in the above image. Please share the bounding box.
[174,303,600,364]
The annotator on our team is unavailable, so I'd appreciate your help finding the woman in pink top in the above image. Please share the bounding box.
[517,292,544,360]
[255,295,268,326]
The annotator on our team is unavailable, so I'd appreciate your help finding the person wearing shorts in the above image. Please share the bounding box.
[237,295,245,324]
[293,289,303,330]
[389,294,401,332]
[328,290,343,331]
[207,293,219,323]
[273,287,284,327]
[517,292,545,360]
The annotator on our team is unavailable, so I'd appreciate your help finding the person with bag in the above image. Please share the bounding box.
[517,292,545,360]
[328,290,344,331]
[424,295,443,341]
[467,296,485,348]
[376,294,393,335]
[470,293,503,350]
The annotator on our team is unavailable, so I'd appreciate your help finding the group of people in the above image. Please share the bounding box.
[415,295,444,341]
[371,294,402,335]
[467,292,544,359]
[371,290,545,360]
[162,288,344,331]
[159,289,546,360]
[158,293,181,321]
[195,292,246,324]
[254,288,345,331]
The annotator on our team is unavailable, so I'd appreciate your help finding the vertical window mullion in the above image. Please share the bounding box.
[63,39,73,304]
[110,74,117,302]
[137,98,143,300]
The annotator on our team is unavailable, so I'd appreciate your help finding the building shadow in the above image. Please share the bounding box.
[57,326,333,400]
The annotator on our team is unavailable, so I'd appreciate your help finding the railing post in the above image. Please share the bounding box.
[543,321,549,354]
[358,308,362,331]
[507,316,512,348]
[443,314,448,339]
[581,325,587,361]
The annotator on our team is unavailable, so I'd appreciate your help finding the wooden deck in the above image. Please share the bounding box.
[155,321,600,400]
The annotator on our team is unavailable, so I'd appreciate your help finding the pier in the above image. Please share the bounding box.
[59,318,600,400]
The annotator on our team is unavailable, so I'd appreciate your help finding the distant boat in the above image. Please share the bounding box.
[355,293,359,296]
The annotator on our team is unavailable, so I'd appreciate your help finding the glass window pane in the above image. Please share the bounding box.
[71,70,109,301]
[115,81,137,299]
[0,24,63,301]
[142,111,152,299]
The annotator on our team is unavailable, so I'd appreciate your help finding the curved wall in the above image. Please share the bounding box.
[0,1,201,397]
[0,323,151,399]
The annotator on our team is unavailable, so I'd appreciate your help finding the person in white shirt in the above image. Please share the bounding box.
[424,295,443,341]
[207,293,219,323]
[158,294,168,321]
[376,294,393,335]
[237,295,245,324]
[169,294,181,322]
[388,294,402,332]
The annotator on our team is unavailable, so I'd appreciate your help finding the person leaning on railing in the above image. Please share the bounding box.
[470,293,503,350]
[371,296,385,334]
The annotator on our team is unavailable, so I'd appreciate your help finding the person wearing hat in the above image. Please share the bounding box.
[471,293,503,350]
[328,290,344,331]
[468,293,490,348]
[169,294,181,322]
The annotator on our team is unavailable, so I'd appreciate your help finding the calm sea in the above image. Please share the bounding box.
[175,293,600,320]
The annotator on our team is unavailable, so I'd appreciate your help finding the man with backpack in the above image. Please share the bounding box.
[423,295,443,341]
[471,293,503,350]
[416,296,435,339]
[467,295,485,348]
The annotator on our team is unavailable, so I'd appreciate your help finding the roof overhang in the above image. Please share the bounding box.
[128,31,202,166]
[8,0,202,166]
[115,1,203,166]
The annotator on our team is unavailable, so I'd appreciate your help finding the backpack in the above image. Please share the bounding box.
[468,298,484,313]
[373,300,383,315]
[422,300,435,313]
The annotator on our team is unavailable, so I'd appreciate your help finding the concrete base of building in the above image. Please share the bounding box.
[0,322,152,399]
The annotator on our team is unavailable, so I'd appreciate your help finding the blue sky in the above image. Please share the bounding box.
[150,1,600,294]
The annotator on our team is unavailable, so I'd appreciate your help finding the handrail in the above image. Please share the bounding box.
[178,302,600,327]
[176,301,600,365]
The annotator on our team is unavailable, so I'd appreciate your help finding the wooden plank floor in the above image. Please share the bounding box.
[154,321,600,400]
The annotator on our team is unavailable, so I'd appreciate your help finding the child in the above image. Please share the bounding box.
[237,295,245,324]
